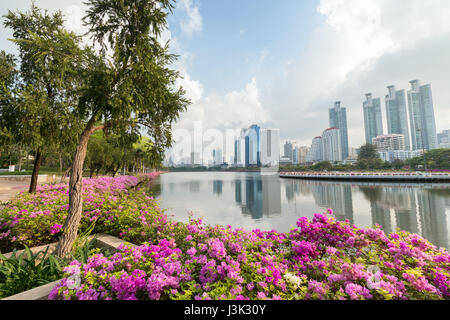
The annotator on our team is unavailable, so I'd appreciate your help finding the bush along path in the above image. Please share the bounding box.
[0,173,161,253]
[1,174,449,300]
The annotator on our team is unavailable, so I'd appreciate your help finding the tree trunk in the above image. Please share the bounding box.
[29,148,42,193]
[55,117,101,258]
[60,165,71,183]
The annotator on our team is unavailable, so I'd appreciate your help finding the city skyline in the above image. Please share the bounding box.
[2,1,450,159]
[166,76,446,166]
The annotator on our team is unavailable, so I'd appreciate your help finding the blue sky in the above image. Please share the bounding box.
[168,0,321,95]
[1,0,450,163]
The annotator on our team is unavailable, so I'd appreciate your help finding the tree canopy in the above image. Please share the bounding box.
[358,144,380,160]
[55,0,190,257]
[1,4,86,191]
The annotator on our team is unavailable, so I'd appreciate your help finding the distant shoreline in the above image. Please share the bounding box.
[280,172,450,182]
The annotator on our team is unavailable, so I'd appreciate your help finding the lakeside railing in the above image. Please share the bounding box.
[279,171,450,182]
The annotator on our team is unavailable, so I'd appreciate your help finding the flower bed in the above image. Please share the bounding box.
[1,173,449,300]
[0,173,160,252]
[50,211,450,300]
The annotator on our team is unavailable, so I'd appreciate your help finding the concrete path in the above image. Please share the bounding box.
[0,180,28,203]
[0,175,62,204]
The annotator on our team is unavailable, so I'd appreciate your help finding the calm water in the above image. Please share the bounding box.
[149,172,450,250]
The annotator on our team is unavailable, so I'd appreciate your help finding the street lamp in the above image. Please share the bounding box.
[417,128,427,172]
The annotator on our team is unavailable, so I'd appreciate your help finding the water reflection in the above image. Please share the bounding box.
[234,176,281,219]
[151,173,450,249]
[306,182,354,224]
[298,181,449,249]
[213,180,223,195]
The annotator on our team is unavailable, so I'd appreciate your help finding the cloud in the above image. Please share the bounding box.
[261,0,450,148]
[177,0,202,36]
[171,77,269,163]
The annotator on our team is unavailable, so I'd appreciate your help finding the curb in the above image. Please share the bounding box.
[1,234,136,300]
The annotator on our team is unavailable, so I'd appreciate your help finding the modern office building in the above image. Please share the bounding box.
[292,146,299,164]
[385,86,411,150]
[306,136,323,163]
[234,137,246,167]
[363,93,383,145]
[437,129,450,149]
[244,125,261,167]
[329,101,349,159]
[283,141,294,162]
[407,80,438,150]
[372,134,406,152]
[236,125,279,168]
[190,152,201,166]
[249,124,261,166]
[212,148,223,166]
[322,127,342,162]
[260,128,280,166]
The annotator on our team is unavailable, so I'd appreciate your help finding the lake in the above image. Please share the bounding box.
[149,172,450,250]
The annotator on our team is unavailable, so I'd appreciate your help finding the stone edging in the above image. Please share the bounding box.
[1,234,136,300]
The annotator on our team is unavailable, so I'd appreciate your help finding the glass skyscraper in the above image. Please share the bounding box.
[385,85,410,150]
[407,80,437,150]
[363,93,383,145]
[247,124,261,166]
[329,101,349,160]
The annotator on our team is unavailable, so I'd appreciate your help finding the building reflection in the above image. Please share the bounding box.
[285,181,301,202]
[234,175,281,219]
[359,185,449,249]
[213,180,223,195]
[297,181,449,249]
[189,181,200,193]
[359,186,394,234]
[417,190,449,249]
[305,181,354,224]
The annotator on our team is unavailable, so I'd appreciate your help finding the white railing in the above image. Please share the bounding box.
[279,171,450,181]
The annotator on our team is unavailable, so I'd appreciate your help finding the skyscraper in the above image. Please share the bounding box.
[245,125,261,167]
[306,136,323,163]
[212,148,223,166]
[283,141,294,162]
[234,137,246,167]
[385,85,410,150]
[407,80,438,150]
[322,127,342,162]
[329,101,349,159]
[292,146,299,164]
[190,152,201,166]
[363,93,383,145]
[260,128,280,166]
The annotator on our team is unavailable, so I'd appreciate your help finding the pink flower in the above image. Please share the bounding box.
[187,247,197,257]
[50,224,63,235]
[256,292,266,299]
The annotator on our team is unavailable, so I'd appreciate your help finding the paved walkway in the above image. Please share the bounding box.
[0,180,29,203]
